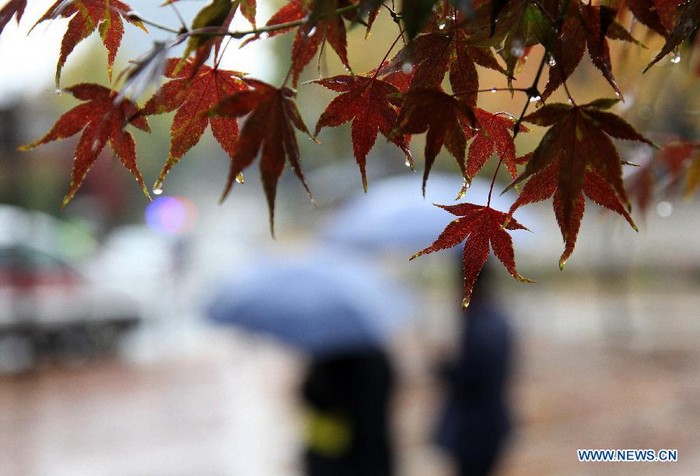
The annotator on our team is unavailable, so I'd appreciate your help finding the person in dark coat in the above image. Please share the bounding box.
[434,264,515,476]
[302,348,395,476]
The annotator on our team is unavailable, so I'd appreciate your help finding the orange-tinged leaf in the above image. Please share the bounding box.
[397,88,477,193]
[20,83,150,206]
[628,140,700,213]
[213,79,313,234]
[685,154,700,197]
[0,0,26,35]
[142,59,246,190]
[314,74,411,191]
[411,204,532,307]
[240,0,256,27]
[34,0,146,85]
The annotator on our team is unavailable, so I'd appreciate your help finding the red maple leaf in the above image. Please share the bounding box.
[380,29,505,106]
[411,204,532,307]
[512,161,638,269]
[142,59,246,190]
[623,0,669,36]
[20,83,150,207]
[508,99,653,268]
[644,0,700,72]
[466,108,524,181]
[33,0,146,85]
[397,88,477,193]
[256,0,352,87]
[543,3,638,100]
[313,74,411,190]
[213,79,313,233]
[0,0,26,35]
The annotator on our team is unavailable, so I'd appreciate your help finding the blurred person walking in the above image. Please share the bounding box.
[207,247,408,476]
[302,348,395,476]
[434,264,515,476]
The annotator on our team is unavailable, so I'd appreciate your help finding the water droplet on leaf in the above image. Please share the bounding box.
[670,48,681,64]
[510,39,524,59]
[402,61,414,74]
[456,178,470,199]
[547,54,557,67]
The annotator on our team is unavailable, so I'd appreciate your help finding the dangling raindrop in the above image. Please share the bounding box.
[670,48,681,64]
[490,88,497,93]
[547,54,557,67]
[235,173,245,184]
[456,178,470,199]
[510,39,524,59]
[404,158,412,168]
[152,185,164,196]
[528,94,542,103]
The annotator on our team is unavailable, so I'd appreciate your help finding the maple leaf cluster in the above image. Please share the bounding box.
[3,0,700,305]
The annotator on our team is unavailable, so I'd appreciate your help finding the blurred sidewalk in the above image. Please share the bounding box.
[1,286,699,476]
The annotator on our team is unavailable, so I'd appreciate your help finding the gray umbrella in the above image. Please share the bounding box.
[206,247,414,357]
[320,172,536,252]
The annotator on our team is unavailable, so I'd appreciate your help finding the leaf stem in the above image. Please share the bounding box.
[372,30,405,79]
[512,0,572,137]
[453,87,531,98]
[226,3,361,39]
[131,14,183,35]
[487,157,504,207]
[167,1,188,32]
[132,4,361,43]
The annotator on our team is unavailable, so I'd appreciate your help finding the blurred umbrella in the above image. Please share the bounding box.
[206,247,414,357]
[320,172,536,252]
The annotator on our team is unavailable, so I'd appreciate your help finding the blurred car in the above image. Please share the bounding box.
[0,244,142,372]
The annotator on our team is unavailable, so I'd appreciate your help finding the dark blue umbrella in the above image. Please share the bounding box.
[206,247,414,356]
